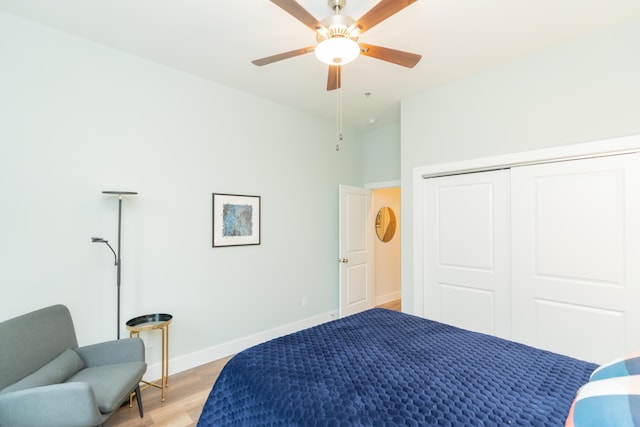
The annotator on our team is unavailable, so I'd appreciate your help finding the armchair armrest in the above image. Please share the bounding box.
[76,337,145,367]
[0,383,102,427]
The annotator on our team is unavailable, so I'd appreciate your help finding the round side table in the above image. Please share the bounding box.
[126,313,173,402]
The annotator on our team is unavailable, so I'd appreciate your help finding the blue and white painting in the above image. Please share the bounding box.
[222,204,253,237]
[213,193,261,247]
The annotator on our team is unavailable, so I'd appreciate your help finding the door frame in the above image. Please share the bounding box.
[412,134,640,317]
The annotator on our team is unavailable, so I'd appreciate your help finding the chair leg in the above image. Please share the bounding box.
[134,385,144,418]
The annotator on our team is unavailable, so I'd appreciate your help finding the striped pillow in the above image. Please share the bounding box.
[591,352,640,381]
[565,375,640,426]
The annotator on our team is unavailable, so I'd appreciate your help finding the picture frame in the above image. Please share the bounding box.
[212,193,261,247]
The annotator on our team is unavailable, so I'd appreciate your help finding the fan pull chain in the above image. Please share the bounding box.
[336,77,343,152]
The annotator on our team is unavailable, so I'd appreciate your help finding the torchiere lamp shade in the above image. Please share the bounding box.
[102,191,138,196]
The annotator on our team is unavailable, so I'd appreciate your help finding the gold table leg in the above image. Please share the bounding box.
[128,323,170,403]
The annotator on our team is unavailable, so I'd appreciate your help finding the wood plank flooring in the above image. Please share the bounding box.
[105,355,232,427]
[106,301,400,427]
[376,299,401,312]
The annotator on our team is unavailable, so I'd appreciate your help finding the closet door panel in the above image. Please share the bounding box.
[511,154,640,364]
[424,170,510,338]
[535,300,624,364]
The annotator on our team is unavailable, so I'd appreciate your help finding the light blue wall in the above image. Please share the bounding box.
[401,19,640,312]
[0,11,364,365]
[362,122,400,184]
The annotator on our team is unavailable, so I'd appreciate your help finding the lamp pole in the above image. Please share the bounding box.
[92,190,138,339]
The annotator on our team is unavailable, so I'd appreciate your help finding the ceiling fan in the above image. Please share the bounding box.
[252,0,422,91]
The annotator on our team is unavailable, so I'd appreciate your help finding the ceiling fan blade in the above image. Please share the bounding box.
[327,65,341,91]
[252,46,315,66]
[353,0,417,35]
[270,0,324,32]
[359,43,422,68]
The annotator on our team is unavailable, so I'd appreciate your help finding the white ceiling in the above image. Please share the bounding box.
[1,0,639,129]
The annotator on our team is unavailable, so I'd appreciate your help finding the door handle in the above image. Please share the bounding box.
[338,258,349,263]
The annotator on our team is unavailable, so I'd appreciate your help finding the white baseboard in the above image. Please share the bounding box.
[143,310,339,381]
[375,291,401,306]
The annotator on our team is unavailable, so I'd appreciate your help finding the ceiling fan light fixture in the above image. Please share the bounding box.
[315,37,360,65]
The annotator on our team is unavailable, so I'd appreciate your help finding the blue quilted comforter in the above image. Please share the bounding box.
[198,309,597,426]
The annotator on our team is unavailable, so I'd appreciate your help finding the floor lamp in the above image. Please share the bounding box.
[92,190,138,339]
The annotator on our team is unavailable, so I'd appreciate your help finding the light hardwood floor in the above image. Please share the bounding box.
[106,300,401,427]
[376,299,401,312]
[105,355,233,427]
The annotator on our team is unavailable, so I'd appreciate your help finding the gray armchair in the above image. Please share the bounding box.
[0,305,147,427]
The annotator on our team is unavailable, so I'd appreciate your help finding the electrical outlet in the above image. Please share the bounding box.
[302,297,308,307]
[140,332,153,348]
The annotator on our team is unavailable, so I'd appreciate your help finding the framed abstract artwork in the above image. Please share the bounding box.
[212,193,261,247]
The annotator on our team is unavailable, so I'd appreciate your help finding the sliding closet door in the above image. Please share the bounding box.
[511,154,640,364]
[424,170,511,338]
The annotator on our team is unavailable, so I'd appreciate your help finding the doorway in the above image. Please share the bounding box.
[372,187,401,310]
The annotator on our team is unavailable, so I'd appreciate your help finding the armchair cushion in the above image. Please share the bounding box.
[67,361,146,413]
[0,305,78,390]
[1,349,85,395]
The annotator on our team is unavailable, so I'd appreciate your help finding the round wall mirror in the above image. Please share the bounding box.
[375,207,397,242]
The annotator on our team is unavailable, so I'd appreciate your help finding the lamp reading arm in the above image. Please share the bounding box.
[91,237,118,266]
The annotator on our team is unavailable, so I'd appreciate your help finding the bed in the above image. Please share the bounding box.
[198,308,598,426]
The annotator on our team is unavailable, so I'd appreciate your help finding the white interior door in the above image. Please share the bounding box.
[511,154,640,364]
[424,170,511,338]
[339,185,373,318]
